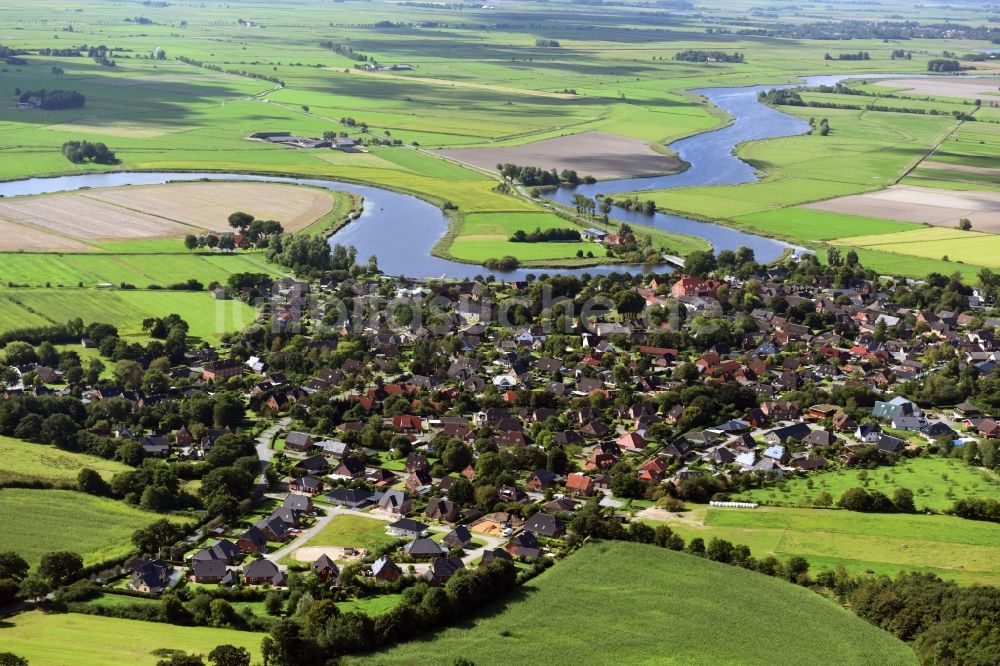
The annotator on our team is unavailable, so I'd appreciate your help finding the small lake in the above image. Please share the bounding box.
[0,74,906,279]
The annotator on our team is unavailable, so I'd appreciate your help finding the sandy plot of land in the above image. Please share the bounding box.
[0,195,194,242]
[435,131,681,180]
[876,77,1000,100]
[291,546,368,563]
[806,185,1000,233]
[83,182,334,233]
[922,161,1000,177]
[0,217,94,252]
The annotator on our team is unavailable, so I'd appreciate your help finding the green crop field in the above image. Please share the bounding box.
[0,288,258,344]
[306,514,397,551]
[0,252,284,288]
[0,488,188,567]
[0,611,262,666]
[734,457,1000,511]
[0,436,133,486]
[732,208,922,243]
[348,541,916,666]
[651,504,1000,586]
[834,227,1000,269]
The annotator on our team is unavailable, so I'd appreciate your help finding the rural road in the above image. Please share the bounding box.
[254,417,291,494]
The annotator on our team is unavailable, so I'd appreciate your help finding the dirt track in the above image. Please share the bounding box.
[806,184,1000,233]
[435,131,681,180]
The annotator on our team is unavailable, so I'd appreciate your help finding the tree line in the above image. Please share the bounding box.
[674,50,743,63]
[509,227,581,243]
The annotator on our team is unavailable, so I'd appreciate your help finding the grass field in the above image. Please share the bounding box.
[0,289,258,344]
[0,612,261,666]
[0,488,188,567]
[0,436,133,486]
[304,514,397,551]
[734,457,1000,511]
[348,541,916,666]
[650,504,1000,586]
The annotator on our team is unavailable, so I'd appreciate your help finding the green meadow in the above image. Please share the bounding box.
[653,504,1000,586]
[349,541,916,666]
[0,488,188,567]
[0,612,261,666]
[735,457,1000,512]
[0,436,133,487]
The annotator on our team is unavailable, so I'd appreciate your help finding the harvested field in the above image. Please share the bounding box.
[82,182,335,233]
[435,131,681,180]
[875,77,1000,100]
[0,217,93,251]
[0,182,335,250]
[806,184,1000,233]
[922,160,1000,177]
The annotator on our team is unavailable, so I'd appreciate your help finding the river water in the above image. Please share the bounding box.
[0,74,900,279]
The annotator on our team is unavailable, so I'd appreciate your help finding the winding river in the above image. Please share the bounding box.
[0,74,898,279]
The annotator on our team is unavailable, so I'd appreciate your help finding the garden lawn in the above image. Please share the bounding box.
[0,436,132,486]
[347,541,916,666]
[0,488,188,567]
[654,505,1000,586]
[0,611,261,666]
[306,514,397,551]
[734,457,1000,511]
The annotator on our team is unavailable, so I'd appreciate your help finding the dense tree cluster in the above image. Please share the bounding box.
[61,140,117,164]
[927,58,962,72]
[18,88,85,109]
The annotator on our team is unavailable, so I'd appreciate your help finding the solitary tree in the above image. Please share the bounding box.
[228,212,254,231]
[959,218,972,231]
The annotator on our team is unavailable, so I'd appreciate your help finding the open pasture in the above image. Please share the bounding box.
[0,488,187,567]
[806,184,1000,232]
[348,541,916,666]
[734,457,1000,512]
[652,504,1000,586]
[435,132,682,180]
[0,612,262,666]
[0,182,336,251]
[0,436,133,487]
